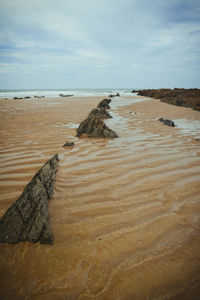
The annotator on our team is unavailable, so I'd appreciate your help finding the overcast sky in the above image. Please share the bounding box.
[0,0,199,89]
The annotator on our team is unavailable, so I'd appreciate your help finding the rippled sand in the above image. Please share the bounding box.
[0,96,200,300]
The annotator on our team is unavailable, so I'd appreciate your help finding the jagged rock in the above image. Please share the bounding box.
[97,98,111,109]
[159,118,175,127]
[76,114,118,138]
[0,154,59,245]
[88,108,112,119]
[63,142,75,147]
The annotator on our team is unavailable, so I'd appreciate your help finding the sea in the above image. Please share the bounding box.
[0,88,135,99]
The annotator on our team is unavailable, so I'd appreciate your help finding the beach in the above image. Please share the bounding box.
[0,95,200,299]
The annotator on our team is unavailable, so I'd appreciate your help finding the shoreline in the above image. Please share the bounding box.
[0,95,200,299]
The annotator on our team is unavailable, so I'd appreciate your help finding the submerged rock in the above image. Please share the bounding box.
[159,118,175,127]
[0,154,59,245]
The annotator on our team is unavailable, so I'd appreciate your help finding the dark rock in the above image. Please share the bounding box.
[0,154,59,245]
[34,96,45,98]
[24,96,31,99]
[88,108,112,119]
[63,142,75,147]
[108,93,120,98]
[97,98,111,109]
[59,94,73,97]
[76,114,118,138]
[159,118,175,127]
[136,88,200,111]
[13,97,23,100]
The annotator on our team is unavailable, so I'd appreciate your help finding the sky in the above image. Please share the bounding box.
[0,0,199,89]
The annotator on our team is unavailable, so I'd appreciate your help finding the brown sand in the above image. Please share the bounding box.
[0,95,200,299]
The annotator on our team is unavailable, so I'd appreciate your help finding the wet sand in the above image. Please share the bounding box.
[0,95,200,299]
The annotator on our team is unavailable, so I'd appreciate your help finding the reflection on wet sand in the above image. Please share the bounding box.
[0,96,200,299]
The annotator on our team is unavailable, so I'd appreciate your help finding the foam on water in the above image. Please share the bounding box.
[0,89,137,99]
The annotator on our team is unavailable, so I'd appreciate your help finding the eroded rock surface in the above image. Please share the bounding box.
[97,98,111,109]
[76,116,118,138]
[76,98,118,138]
[0,154,59,245]
[134,88,200,111]
[88,108,112,119]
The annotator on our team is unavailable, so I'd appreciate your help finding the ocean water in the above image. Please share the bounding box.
[0,88,135,99]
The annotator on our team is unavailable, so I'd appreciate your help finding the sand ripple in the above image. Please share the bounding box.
[0,97,200,299]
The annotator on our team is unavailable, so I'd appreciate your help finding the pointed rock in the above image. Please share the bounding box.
[88,108,112,119]
[97,98,112,109]
[76,117,118,138]
[0,154,59,245]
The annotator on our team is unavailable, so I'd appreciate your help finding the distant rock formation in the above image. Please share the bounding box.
[134,88,200,111]
[59,94,74,97]
[97,98,112,109]
[159,118,175,127]
[13,96,32,100]
[0,154,59,245]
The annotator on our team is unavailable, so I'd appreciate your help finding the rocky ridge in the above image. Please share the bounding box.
[76,98,118,138]
[132,88,200,111]
[0,154,59,245]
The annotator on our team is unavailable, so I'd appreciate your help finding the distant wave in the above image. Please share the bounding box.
[0,88,137,99]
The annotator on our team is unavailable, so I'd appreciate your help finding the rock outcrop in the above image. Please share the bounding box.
[97,98,111,109]
[0,154,59,245]
[76,98,118,138]
[159,118,175,127]
[134,88,200,111]
[76,99,118,138]
[88,108,112,119]
[76,115,118,138]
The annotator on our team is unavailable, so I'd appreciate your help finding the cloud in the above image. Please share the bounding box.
[0,0,199,88]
